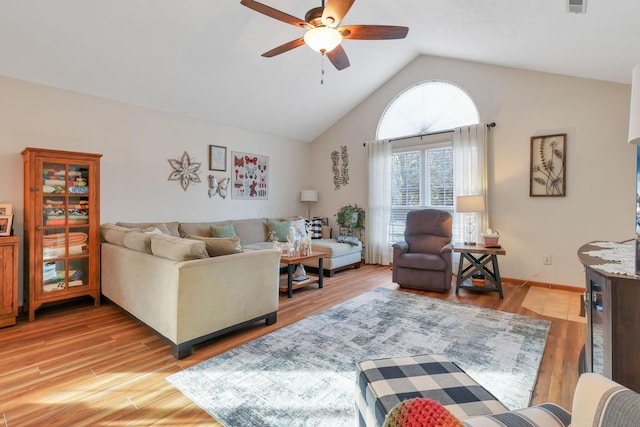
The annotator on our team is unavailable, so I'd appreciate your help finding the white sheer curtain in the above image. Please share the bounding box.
[453,124,489,243]
[365,139,392,265]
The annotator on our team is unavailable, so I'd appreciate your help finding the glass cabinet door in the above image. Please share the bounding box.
[40,161,91,295]
[589,278,604,375]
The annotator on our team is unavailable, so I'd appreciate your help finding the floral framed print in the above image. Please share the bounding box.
[209,145,227,171]
[530,133,566,197]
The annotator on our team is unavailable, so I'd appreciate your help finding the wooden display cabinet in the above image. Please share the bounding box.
[22,148,102,321]
[0,236,19,327]
[578,241,640,392]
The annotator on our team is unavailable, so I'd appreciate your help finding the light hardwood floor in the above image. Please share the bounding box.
[0,264,584,426]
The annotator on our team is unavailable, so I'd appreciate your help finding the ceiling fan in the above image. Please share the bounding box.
[240,0,409,70]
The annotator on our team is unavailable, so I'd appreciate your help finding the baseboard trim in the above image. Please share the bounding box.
[501,277,583,292]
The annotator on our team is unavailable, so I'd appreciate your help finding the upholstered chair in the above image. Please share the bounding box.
[392,209,453,292]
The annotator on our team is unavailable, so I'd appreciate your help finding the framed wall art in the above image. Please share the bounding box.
[209,145,227,171]
[231,151,268,199]
[0,215,13,236]
[530,133,566,197]
[0,204,12,216]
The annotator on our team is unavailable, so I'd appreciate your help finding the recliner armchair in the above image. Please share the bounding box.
[392,209,453,292]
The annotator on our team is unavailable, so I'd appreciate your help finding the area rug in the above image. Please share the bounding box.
[167,288,550,427]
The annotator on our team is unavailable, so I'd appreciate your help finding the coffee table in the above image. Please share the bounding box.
[279,251,326,298]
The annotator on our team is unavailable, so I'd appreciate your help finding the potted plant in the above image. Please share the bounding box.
[336,204,365,229]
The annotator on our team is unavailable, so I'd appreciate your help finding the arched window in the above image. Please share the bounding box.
[377,80,479,140]
[377,81,480,243]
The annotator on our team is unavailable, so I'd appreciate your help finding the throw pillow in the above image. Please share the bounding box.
[101,224,140,246]
[383,398,463,427]
[150,234,209,261]
[116,221,179,237]
[122,227,165,254]
[210,223,237,238]
[187,235,244,257]
[266,220,290,242]
[310,217,323,239]
[337,234,361,246]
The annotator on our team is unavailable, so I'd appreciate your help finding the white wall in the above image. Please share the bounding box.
[311,55,635,287]
[0,76,311,304]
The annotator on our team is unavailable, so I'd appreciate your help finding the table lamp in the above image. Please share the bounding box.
[300,190,318,219]
[456,195,485,245]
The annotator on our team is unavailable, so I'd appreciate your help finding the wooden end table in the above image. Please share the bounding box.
[453,243,506,299]
[279,251,326,298]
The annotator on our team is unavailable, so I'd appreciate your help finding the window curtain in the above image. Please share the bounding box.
[365,139,392,265]
[453,124,489,243]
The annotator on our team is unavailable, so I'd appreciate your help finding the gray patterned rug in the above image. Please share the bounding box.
[166,288,550,427]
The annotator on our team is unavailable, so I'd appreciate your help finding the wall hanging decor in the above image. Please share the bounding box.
[530,133,566,197]
[168,151,201,191]
[231,151,268,199]
[208,175,230,199]
[331,145,349,190]
[208,145,227,171]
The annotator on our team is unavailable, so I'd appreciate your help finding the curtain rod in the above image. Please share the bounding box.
[363,122,496,146]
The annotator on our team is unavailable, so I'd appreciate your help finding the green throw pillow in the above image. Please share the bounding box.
[267,220,290,242]
[210,223,237,238]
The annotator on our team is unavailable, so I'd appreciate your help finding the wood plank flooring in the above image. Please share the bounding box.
[0,264,584,426]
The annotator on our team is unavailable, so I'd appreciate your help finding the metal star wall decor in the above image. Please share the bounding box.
[168,151,201,191]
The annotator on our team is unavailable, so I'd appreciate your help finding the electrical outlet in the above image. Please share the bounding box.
[544,255,552,265]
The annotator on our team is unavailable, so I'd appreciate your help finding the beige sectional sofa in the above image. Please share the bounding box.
[177,217,362,276]
[100,217,362,359]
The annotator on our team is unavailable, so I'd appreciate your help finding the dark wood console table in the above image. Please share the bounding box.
[454,243,506,299]
[578,241,640,393]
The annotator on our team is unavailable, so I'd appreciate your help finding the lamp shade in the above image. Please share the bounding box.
[303,27,342,53]
[300,190,318,202]
[629,64,640,145]
[456,195,485,213]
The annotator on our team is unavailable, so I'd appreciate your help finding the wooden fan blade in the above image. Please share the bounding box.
[339,25,409,40]
[326,44,350,70]
[322,0,355,27]
[240,0,308,28]
[261,38,305,57]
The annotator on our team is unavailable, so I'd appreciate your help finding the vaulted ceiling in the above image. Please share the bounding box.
[1,0,639,142]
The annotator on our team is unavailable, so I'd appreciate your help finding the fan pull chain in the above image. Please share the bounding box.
[320,52,326,85]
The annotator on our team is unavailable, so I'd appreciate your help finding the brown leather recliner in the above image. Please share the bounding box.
[392,209,453,292]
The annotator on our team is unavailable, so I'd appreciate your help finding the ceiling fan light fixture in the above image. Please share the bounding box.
[304,26,342,53]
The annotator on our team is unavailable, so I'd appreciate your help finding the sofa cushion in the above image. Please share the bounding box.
[101,224,140,246]
[288,217,308,238]
[312,238,362,258]
[570,373,640,427]
[243,242,277,251]
[210,223,237,238]
[150,235,209,261]
[188,235,244,257]
[267,220,290,242]
[232,218,268,244]
[461,403,571,427]
[116,221,178,237]
[122,227,166,253]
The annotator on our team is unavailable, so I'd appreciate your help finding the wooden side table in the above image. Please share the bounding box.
[279,251,326,298]
[454,243,506,299]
